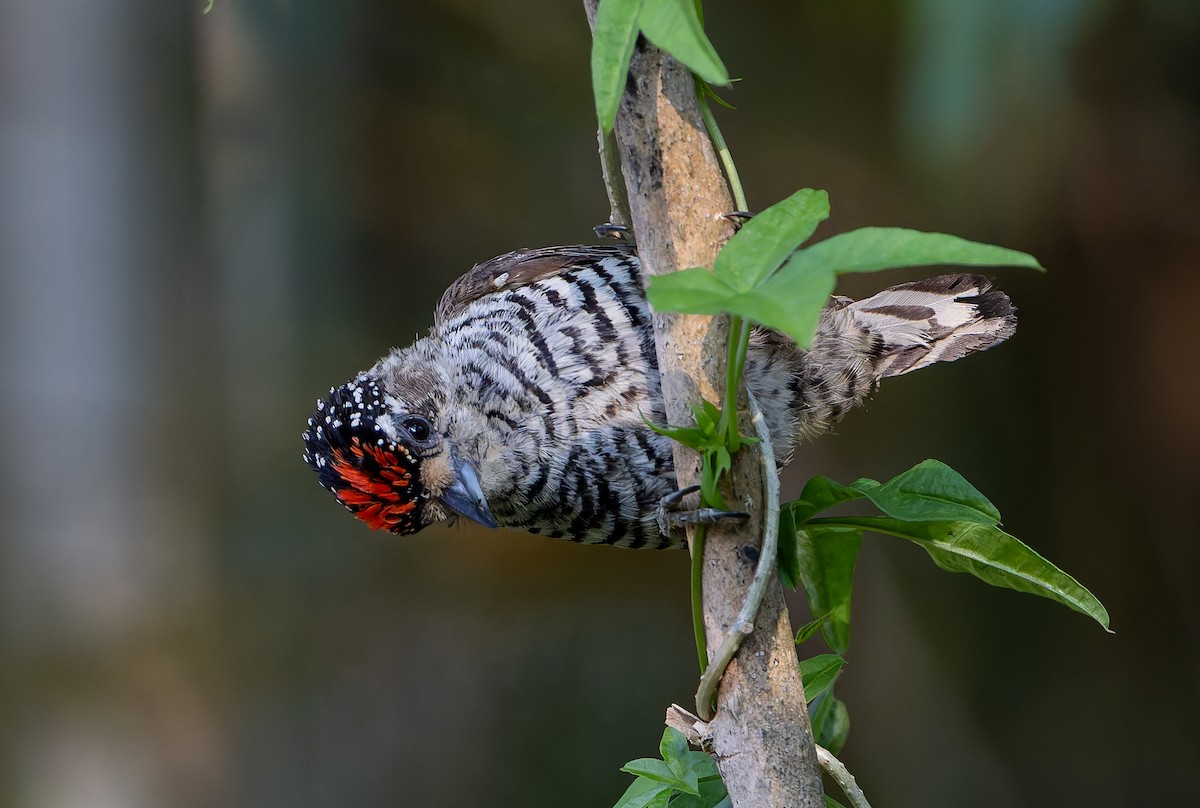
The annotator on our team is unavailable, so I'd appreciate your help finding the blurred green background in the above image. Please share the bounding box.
[2,1,1197,805]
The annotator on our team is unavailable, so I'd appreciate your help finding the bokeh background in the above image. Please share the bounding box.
[2,1,1198,805]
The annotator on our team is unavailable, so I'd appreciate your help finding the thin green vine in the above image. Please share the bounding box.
[698,86,748,211]
[699,84,752,455]
[690,524,708,672]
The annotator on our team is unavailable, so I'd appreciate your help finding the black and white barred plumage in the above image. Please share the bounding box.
[302,245,1015,548]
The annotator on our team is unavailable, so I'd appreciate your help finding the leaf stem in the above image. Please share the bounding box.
[803,517,896,531]
[727,316,751,447]
[716,315,747,449]
[691,524,708,672]
[698,87,751,452]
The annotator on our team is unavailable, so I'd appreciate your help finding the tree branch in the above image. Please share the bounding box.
[583,4,823,805]
[667,705,873,808]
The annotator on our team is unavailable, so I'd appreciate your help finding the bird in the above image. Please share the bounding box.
[302,244,1015,549]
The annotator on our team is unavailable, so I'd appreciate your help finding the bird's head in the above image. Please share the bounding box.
[301,372,497,535]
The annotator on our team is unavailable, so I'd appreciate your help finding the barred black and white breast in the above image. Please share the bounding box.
[302,245,1015,548]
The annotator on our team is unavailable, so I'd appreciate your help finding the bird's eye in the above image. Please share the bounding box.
[401,416,433,443]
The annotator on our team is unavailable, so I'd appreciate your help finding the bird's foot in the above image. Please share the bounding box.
[655,485,749,537]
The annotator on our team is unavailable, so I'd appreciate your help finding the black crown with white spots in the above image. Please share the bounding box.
[302,377,388,487]
[302,376,426,534]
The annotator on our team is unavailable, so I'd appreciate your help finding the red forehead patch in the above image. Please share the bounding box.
[303,377,429,535]
[327,439,424,533]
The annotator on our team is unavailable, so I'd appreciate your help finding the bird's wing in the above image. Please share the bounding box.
[435,244,638,325]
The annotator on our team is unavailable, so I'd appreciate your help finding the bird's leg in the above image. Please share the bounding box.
[655,484,750,537]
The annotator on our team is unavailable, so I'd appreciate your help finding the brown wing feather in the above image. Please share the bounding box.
[435,244,636,325]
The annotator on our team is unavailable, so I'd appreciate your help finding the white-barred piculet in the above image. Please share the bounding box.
[302,245,1015,548]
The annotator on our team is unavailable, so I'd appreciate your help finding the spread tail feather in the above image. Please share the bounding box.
[751,273,1017,457]
[848,274,1017,378]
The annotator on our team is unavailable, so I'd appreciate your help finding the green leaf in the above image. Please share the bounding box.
[645,266,736,316]
[698,78,737,110]
[645,792,671,808]
[670,776,730,808]
[648,263,836,348]
[643,399,722,452]
[700,457,718,509]
[811,693,850,755]
[809,517,1111,630]
[784,476,865,646]
[613,776,672,808]
[713,189,830,291]
[660,727,690,772]
[592,0,645,132]
[825,794,848,808]
[786,476,866,526]
[854,459,1001,525]
[616,730,722,807]
[645,245,838,347]
[691,399,721,433]
[637,0,729,85]
[616,730,723,808]
[796,527,862,654]
[731,264,839,348]
[646,401,730,510]
[680,750,721,781]
[777,506,800,589]
[645,419,708,448]
[621,758,676,782]
[700,447,732,509]
[621,758,699,796]
[793,614,825,644]
[647,204,1043,348]
[799,653,845,703]
[788,227,1045,276]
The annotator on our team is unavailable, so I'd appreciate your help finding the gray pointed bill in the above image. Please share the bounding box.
[439,454,499,529]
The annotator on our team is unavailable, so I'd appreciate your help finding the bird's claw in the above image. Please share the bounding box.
[718,210,754,229]
[655,484,750,537]
[593,223,630,240]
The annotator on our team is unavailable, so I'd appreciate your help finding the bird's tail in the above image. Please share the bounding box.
[752,273,1016,456]
[846,273,1017,379]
